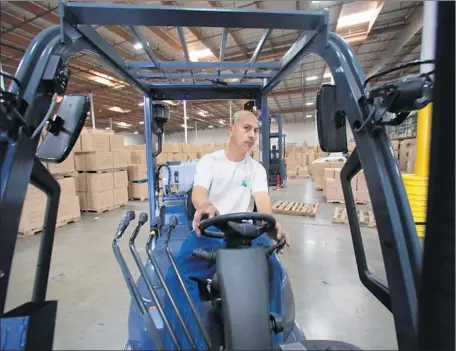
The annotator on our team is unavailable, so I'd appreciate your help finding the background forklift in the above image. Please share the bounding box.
[244,101,287,188]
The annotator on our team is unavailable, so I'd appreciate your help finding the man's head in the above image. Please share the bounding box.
[228,110,259,153]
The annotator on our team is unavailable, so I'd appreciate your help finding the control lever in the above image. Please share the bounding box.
[115,210,135,239]
[129,212,181,349]
[112,211,165,350]
[266,239,286,256]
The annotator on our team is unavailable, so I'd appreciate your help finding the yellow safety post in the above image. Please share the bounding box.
[402,104,432,237]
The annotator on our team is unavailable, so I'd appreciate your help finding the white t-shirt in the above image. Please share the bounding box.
[193,149,268,215]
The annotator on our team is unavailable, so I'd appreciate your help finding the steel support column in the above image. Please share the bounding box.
[260,94,269,172]
[144,96,157,228]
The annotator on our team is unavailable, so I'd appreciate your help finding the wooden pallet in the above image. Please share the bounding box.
[326,198,345,204]
[19,216,81,237]
[80,168,127,174]
[332,207,376,228]
[82,203,124,214]
[272,201,319,217]
[129,197,148,202]
[53,172,78,179]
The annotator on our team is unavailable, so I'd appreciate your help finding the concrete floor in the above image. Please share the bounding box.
[6,179,398,350]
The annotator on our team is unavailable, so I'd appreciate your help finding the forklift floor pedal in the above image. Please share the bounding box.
[332,207,376,228]
[272,201,319,217]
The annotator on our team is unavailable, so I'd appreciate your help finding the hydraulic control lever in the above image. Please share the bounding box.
[115,210,135,239]
[128,212,181,350]
[112,211,165,350]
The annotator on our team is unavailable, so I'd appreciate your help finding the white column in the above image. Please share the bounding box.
[421,1,437,74]
[183,100,188,144]
[229,100,233,123]
[195,121,198,142]
[89,93,96,129]
[0,59,4,91]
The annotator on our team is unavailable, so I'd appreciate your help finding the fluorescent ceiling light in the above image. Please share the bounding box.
[306,76,318,81]
[86,70,127,89]
[105,127,111,130]
[117,122,132,128]
[162,100,178,105]
[139,121,144,125]
[108,106,131,113]
[208,125,214,129]
[197,110,210,117]
[337,8,381,29]
[306,114,313,118]
[180,124,194,129]
[190,48,212,62]
[133,43,143,50]
[305,102,314,106]
[138,102,144,106]
[134,131,139,135]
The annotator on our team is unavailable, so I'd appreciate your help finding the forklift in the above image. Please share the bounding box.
[243,102,287,187]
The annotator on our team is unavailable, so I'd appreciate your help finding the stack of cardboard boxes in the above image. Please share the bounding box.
[323,169,369,204]
[398,139,416,174]
[127,145,149,200]
[311,157,346,190]
[285,145,320,179]
[74,129,128,212]
[19,176,81,236]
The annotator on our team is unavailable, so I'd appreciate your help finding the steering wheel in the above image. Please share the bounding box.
[199,212,276,240]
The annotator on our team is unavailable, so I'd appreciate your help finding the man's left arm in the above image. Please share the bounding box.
[252,166,291,247]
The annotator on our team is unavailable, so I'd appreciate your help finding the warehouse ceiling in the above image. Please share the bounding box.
[0,0,423,134]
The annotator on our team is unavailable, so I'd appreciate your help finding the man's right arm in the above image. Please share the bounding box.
[192,156,219,235]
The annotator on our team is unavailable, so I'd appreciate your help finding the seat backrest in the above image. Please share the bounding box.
[185,185,196,229]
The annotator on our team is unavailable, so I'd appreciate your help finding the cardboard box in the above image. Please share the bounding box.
[19,198,46,233]
[129,182,148,200]
[129,182,148,199]
[109,135,124,151]
[79,189,114,211]
[128,165,147,181]
[58,177,77,195]
[114,187,128,205]
[113,170,128,188]
[75,152,113,171]
[25,183,46,202]
[130,150,147,165]
[73,137,82,152]
[81,133,110,152]
[356,190,370,204]
[47,152,75,174]
[75,173,87,192]
[113,151,127,168]
[162,143,182,153]
[57,194,81,222]
[86,172,114,192]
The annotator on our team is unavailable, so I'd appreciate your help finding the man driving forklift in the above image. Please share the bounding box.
[163,110,291,350]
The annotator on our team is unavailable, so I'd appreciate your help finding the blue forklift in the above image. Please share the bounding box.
[0,2,454,351]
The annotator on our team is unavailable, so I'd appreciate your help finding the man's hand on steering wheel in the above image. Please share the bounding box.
[194,203,219,236]
[269,222,291,249]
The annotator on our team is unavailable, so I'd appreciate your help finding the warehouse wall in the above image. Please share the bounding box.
[165,121,320,145]
[118,132,144,145]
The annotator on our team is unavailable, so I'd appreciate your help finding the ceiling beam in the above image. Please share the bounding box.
[208,1,249,59]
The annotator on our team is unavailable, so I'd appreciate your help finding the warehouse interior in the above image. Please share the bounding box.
[1,1,453,351]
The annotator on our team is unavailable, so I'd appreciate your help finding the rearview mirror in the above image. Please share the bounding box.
[316,84,347,152]
[37,95,90,162]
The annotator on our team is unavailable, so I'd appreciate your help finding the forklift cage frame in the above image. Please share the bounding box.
[0,1,423,350]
